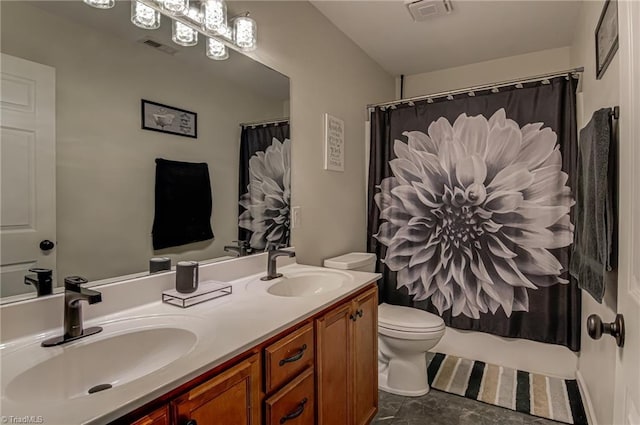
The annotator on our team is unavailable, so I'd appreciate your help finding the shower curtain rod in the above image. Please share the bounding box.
[239,117,289,128]
[366,67,584,110]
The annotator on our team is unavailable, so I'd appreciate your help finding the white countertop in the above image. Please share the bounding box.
[0,263,380,425]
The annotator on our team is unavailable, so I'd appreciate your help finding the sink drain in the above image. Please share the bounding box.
[88,383,113,394]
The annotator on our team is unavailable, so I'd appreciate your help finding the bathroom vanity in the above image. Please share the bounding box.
[123,284,377,425]
[0,255,380,425]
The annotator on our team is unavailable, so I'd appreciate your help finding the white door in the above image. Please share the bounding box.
[0,53,56,298]
[614,2,640,424]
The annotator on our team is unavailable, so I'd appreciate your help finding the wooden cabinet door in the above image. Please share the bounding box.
[316,303,352,425]
[130,405,169,425]
[172,354,261,425]
[351,287,378,425]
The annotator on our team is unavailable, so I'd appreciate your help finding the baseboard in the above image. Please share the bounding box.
[576,370,597,425]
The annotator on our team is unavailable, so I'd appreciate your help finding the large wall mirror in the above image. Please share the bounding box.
[0,1,290,303]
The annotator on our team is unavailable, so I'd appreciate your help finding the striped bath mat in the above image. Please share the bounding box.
[427,353,588,425]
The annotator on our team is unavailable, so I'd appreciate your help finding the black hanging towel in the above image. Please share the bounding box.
[152,158,214,250]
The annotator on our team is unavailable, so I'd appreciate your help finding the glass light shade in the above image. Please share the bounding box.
[234,15,256,51]
[131,1,161,29]
[186,7,202,23]
[172,21,198,47]
[83,0,115,9]
[219,24,233,40]
[206,38,228,60]
[202,0,227,32]
[162,0,188,15]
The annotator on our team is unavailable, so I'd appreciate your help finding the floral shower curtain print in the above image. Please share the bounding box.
[367,76,581,351]
[238,122,291,251]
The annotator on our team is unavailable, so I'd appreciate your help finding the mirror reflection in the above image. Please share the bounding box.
[0,1,291,302]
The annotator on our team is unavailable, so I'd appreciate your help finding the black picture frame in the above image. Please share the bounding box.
[595,0,619,80]
[141,99,198,139]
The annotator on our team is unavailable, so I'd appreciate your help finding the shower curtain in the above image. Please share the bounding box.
[238,122,291,251]
[367,76,581,351]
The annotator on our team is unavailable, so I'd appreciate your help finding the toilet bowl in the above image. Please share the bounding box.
[322,253,445,397]
[378,303,445,396]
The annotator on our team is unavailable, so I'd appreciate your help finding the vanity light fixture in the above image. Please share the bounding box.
[131,1,161,30]
[206,38,229,60]
[173,20,198,46]
[234,13,257,52]
[83,0,115,9]
[202,0,227,32]
[84,0,257,61]
[161,0,189,15]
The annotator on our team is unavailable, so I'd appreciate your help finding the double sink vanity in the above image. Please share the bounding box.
[0,252,380,425]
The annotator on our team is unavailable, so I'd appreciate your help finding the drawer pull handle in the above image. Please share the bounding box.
[356,309,364,318]
[279,397,308,424]
[279,344,307,366]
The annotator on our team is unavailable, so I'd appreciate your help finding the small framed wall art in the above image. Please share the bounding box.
[141,99,197,138]
[595,0,618,80]
[323,113,344,172]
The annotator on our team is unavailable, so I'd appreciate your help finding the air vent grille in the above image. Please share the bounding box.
[405,0,453,21]
[138,37,179,55]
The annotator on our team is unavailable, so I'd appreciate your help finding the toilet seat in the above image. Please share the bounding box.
[378,303,445,334]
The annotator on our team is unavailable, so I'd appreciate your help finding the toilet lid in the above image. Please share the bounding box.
[378,303,445,332]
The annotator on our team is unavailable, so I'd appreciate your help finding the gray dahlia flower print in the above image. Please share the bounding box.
[239,138,291,251]
[374,109,574,318]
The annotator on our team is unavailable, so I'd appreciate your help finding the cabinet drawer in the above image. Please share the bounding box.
[265,368,315,425]
[264,323,314,393]
[130,405,169,425]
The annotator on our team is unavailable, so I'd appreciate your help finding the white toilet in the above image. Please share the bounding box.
[323,252,446,397]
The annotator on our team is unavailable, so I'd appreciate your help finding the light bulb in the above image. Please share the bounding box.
[234,15,256,51]
[131,1,161,30]
[186,7,202,23]
[206,38,228,60]
[83,0,115,9]
[202,0,227,32]
[172,21,198,46]
[162,0,188,15]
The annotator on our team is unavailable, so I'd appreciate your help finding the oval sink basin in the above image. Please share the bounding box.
[4,327,197,402]
[267,272,347,297]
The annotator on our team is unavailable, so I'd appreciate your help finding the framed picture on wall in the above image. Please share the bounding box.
[323,113,344,172]
[141,99,198,138]
[595,0,618,80]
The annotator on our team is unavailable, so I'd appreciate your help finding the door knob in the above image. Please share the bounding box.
[587,314,625,347]
[39,240,55,251]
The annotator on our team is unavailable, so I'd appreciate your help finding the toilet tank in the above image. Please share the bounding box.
[323,252,377,272]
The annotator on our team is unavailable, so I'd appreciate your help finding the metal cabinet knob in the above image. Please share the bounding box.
[587,313,625,347]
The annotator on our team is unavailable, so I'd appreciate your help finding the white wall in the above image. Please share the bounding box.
[570,2,620,424]
[399,46,579,378]
[239,1,396,266]
[403,47,572,97]
[1,2,284,282]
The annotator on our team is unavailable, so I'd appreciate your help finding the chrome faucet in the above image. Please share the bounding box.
[224,240,252,257]
[41,276,103,347]
[261,249,296,281]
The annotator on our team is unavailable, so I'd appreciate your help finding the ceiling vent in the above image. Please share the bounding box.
[138,37,179,56]
[405,0,453,21]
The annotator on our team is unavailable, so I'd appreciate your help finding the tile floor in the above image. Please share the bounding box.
[373,389,565,425]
